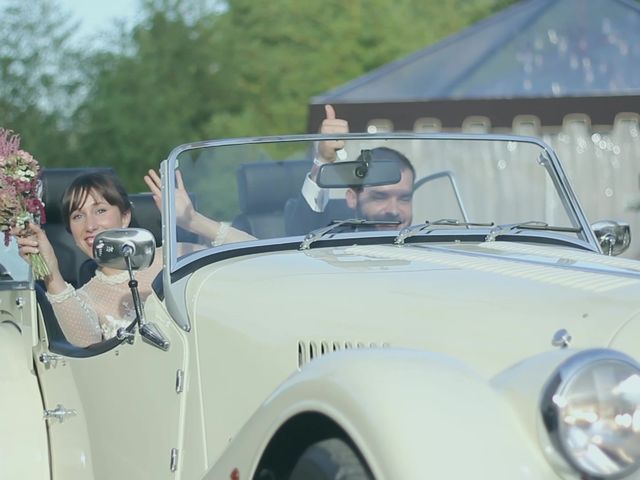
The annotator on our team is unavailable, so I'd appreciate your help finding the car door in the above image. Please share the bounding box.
[34,296,188,480]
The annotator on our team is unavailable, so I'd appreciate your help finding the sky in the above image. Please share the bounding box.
[58,0,141,38]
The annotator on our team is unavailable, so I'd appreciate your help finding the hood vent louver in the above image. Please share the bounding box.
[297,340,390,369]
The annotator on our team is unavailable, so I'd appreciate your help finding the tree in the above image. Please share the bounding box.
[206,0,518,137]
[0,0,517,190]
[73,0,519,191]
[0,0,83,166]
[72,0,224,191]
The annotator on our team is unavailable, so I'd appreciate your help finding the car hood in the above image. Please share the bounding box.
[188,240,640,376]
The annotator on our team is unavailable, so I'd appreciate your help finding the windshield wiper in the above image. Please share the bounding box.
[300,219,400,250]
[485,221,582,242]
[394,218,495,246]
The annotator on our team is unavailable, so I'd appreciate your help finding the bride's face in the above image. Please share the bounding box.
[68,189,131,258]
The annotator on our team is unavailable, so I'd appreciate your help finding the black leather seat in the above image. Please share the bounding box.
[41,167,114,287]
[129,193,163,246]
[232,160,311,238]
[284,197,353,236]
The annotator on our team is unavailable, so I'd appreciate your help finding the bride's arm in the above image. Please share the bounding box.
[144,169,255,246]
[47,284,102,347]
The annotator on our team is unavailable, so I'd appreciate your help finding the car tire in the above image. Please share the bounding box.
[289,438,373,480]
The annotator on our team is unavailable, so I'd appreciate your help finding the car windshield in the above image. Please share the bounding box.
[165,134,595,273]
[0,241,31,287]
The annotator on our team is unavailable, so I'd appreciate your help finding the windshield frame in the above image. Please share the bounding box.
[161,132,601,280]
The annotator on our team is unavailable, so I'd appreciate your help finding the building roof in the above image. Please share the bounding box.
[313,0,640,104]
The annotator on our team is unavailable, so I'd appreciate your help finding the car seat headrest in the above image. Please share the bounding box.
[236,160,310,214]
[129,193,162,246]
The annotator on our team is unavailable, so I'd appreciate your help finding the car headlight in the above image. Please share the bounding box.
[541,349,640,479]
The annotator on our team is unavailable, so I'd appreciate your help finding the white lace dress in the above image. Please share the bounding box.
[46,250,163,347]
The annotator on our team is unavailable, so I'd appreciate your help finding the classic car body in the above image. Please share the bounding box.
[1,133,640,479]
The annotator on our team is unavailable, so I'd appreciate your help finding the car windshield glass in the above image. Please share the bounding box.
[165,135,590,271]
[0,240,30,287]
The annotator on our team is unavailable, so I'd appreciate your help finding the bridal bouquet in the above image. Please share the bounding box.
[0,128,50,279]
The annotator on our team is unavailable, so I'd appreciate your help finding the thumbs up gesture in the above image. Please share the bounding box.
[317,104,349,164]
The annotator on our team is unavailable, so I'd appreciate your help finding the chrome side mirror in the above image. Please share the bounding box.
[93,228,156,270]
[591,221,631,256]
[92,228,169,351]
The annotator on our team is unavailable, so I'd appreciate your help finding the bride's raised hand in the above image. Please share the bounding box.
[144,169,195,229]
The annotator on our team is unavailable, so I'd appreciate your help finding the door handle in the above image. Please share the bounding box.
[43,404,77,423]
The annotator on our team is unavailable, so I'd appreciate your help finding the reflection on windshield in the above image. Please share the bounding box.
[169,136,581,259]
[0,240,30,283]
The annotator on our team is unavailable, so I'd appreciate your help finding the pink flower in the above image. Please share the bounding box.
[0,128,20,158]
[0,128,50,279]
[0,127,47,236]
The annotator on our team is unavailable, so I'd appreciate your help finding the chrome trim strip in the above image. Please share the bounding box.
[175,369,184,394]
[170,448,178,472]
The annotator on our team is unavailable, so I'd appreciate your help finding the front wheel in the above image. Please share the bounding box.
[289,438,373,480]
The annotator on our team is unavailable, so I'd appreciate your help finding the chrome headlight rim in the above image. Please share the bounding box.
[540,348,640,480]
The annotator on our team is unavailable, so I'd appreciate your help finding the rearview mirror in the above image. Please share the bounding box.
[93,228,156,271]
[317,159,401,188]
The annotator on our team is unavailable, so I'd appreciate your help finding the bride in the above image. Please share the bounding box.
[16,169,253,346]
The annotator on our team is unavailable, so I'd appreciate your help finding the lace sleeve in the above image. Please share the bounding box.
[45,251,164,348]
[46,283,102,347]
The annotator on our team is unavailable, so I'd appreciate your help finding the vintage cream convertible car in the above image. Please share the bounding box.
[2,133,640,480]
